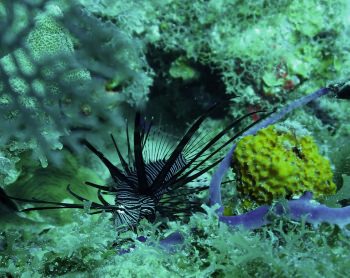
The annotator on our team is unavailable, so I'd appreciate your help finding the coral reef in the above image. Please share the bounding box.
[1,0,350,277]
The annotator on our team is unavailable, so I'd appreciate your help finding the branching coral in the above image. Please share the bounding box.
[0,0,46,60]
[0,1,152,166]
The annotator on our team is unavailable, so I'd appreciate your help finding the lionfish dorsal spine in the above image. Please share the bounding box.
[134,112,148,194]
[150,103,218,194]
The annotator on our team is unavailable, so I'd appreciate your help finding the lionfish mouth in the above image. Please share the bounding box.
[8,101,266,231]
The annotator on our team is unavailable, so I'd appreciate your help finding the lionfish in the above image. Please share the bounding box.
[9,102,264,231]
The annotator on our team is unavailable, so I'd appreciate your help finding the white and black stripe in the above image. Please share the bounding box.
[112,155,187,230]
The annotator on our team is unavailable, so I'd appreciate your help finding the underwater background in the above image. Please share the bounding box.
[1,0,350,277]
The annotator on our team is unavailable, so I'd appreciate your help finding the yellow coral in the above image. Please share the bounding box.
[232,125,336,206]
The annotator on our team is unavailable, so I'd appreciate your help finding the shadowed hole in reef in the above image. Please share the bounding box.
[144,46,228,134]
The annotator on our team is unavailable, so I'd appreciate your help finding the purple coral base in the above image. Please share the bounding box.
[157,192,350,251]
[219,192,350,230]
[210,86,350,230]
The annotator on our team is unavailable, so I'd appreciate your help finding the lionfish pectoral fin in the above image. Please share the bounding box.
[4,195,86,212]
[21,205,85,212]
[110,134,131,175]
[97,189,110,206]
[172,111,273,188]
[85,181,111,191]
[66,185,107,209]
[66,184,89,202]
[166,110,267,187]
[81,139,128,183]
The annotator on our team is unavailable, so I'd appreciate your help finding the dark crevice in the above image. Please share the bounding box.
[143,46,228,133]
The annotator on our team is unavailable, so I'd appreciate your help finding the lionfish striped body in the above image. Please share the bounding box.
[111,156,187,229]
[9,102,264,231]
